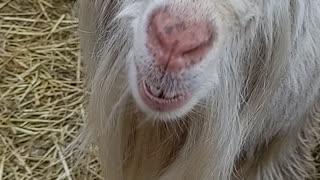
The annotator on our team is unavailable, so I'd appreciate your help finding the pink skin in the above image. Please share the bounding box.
[137,8,214,112]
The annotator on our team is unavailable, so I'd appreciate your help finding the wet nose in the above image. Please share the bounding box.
[147,9,214,72]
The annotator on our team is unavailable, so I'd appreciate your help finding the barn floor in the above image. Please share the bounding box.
[0,0,319,180]
[0,0,101,179]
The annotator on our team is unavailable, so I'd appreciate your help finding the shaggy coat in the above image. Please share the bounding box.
[73,0,320,179]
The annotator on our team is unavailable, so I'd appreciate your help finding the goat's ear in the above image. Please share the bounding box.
[78,0,118,65]
[71,0,79,19]
[78,0,102,67]
[78,0,100,32]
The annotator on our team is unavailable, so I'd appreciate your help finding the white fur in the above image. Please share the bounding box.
[70,0,320,179]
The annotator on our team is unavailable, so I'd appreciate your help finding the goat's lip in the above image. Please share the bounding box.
[138,80,191,112]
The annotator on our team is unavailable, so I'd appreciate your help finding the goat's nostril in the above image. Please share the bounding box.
[147,8,214,72]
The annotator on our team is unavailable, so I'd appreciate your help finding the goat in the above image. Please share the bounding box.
[73,0,320,179]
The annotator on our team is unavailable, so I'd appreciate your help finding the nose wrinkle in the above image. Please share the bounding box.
[147,8,214,73]
[160,40,179,81]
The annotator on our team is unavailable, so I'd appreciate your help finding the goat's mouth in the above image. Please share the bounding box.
[138,80,191,112]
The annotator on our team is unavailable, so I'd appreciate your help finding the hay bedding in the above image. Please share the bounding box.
[0,0,102,179]
[0,0,319,180]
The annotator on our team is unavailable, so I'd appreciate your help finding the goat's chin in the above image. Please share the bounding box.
[131,93,197,121]
[129,85,198,121]
[127,62,201,121]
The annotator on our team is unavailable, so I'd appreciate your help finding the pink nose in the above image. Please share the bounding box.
[147,9,214,72]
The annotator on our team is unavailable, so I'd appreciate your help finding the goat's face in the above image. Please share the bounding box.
[124,0,258,120]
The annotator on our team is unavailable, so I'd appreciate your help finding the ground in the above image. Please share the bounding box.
[0,0,102,179]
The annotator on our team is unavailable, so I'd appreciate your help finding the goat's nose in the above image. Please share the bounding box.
[147,9,214,72]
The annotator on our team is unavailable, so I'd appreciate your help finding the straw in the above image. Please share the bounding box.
[0,0,102,179]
